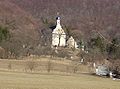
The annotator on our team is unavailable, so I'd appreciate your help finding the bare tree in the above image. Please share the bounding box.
[46,59,53,73]
[8,62,12,70]
[26,60,37,72]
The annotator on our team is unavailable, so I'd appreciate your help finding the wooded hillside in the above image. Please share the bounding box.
[0,0,119,60]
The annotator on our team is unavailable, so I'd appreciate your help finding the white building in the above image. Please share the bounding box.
[52,17,66,47]
[67,36,78,49]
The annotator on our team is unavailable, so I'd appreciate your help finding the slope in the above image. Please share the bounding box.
[10,0,120,40]
[0,0,40,56]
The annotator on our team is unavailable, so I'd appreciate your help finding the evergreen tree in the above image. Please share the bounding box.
[89,36,105,53]
[107,38,120,59]
[0,26,10,42]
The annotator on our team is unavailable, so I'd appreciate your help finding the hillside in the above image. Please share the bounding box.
[0,0,119,58]
[0,0,39,34]
[10,0,120,40]
[2,0,120,41]
[0,0,41,57]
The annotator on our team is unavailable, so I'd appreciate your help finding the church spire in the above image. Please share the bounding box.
[56,16,61,26]
[56,12,61,28]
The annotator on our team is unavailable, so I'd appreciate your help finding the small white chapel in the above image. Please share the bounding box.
[52,16,78,48]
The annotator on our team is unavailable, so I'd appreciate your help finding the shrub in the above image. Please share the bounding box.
[46,59,53,73]
[0,26,10,42]
[26,61,37,72]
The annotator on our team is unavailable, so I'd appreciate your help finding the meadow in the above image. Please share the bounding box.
[0,70,120,89]
[0,57,119,89]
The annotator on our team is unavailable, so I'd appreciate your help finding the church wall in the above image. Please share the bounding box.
[59,34,66,46]
[67,36,78,48]
[52,33,59,46]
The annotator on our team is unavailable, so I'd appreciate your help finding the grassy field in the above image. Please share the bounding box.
[0,58,91,73]
[0,71,120,89]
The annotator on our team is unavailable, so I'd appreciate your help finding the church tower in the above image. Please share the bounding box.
[52,16,66,47]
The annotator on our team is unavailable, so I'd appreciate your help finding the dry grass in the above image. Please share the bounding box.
[0,57,120,89]
[0,57,91,73]
[0,71,120,89]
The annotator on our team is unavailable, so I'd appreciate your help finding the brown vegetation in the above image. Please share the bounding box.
[0,0,119,70]
[0,57,92,74]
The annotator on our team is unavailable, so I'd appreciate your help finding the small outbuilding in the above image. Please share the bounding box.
[67,36,78,49]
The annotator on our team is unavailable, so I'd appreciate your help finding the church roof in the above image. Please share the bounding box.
[52,28,65,34]
[52,16,65,35]
[67,36,75,42]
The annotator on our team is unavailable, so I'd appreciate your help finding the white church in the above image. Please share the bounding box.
[52,16,78,49]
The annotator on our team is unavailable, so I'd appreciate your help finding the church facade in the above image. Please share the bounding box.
[52,17,66,47]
